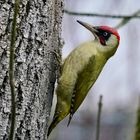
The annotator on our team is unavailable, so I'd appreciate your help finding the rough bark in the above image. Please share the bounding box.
[0,0,64,139]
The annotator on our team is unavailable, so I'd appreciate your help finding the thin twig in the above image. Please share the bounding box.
[95,95,103,140]
[9,0,20,139]
[115,10,140,29]
[134,96,140,140]
[64,9,140,19]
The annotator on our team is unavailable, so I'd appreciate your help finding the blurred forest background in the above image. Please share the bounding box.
[49,0,140,140]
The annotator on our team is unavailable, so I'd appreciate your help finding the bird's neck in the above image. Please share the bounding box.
[93,40,117,59]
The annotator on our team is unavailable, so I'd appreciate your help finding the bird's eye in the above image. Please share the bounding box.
[103,32,108,36]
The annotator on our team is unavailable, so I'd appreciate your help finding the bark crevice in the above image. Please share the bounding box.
[0,0,64,139]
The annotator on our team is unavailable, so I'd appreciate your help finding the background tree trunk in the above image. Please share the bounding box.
[0,0,64,139]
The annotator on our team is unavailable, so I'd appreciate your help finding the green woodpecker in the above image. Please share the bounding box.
[47,20,120,137]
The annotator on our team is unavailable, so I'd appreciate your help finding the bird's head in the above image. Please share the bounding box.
[77,20,120,57]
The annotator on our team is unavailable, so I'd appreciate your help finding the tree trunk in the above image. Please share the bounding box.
[0,0,63,139]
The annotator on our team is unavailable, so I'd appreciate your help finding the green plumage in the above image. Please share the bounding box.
[47,41,111,136]
[47,21,119,137]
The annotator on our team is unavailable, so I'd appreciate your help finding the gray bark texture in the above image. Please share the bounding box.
[0,0,64,139]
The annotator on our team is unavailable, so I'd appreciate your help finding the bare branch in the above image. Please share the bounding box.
[64,9,140,19]
[95,95,103,140]
[115,10,140,29]
[134,96,140,140]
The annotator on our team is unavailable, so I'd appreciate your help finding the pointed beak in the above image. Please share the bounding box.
[77,20,98,37]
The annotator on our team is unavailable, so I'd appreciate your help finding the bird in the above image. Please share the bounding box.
[47,20,120,137]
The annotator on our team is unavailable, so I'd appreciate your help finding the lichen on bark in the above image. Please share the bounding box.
[0,0,64,139]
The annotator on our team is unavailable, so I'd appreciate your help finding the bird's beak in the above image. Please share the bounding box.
[77,20,98,38]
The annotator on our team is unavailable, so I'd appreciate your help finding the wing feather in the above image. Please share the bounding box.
[68,55,106,125]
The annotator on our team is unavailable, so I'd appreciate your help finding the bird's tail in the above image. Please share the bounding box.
[47,111,70,137]
[47,116,60,137]
[47,103,70,137]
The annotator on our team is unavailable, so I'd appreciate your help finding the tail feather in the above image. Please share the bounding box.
[47,116,60,137]
[47,111,69,137]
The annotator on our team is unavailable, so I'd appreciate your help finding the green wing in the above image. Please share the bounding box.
[67,55,105,126]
